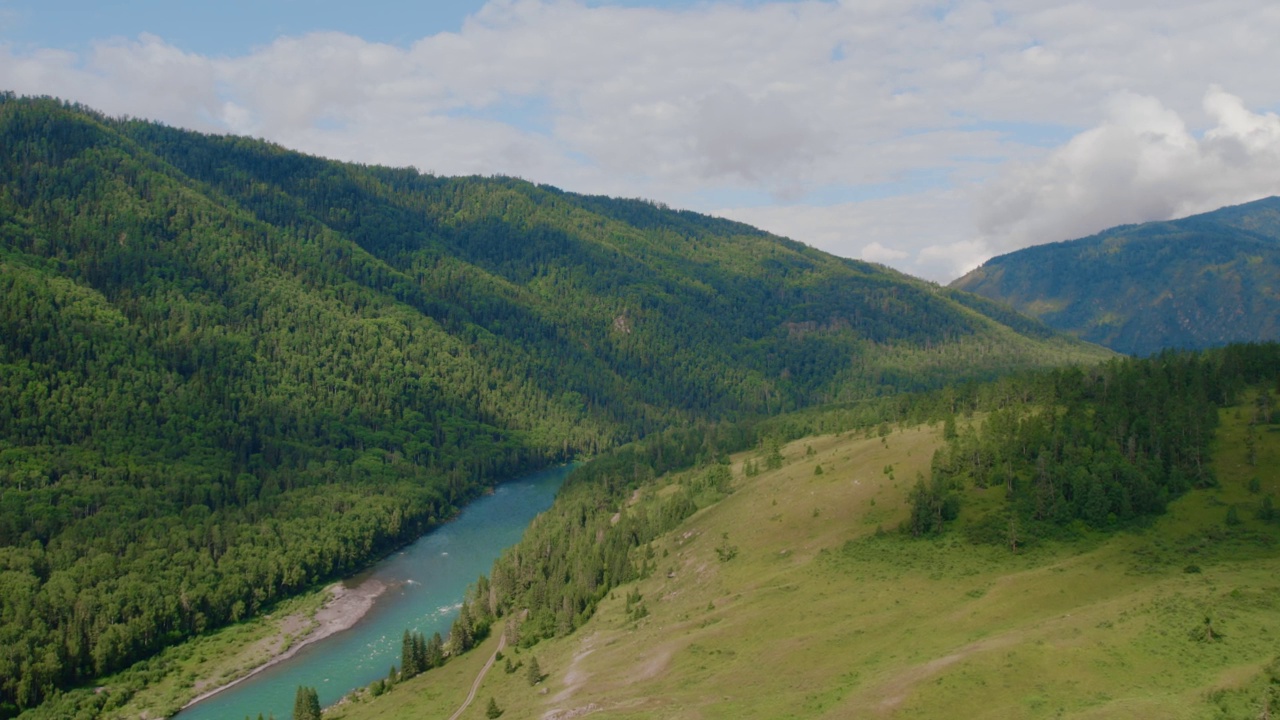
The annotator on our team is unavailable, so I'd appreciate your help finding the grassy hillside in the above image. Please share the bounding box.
[332,357,1280,719]
[0,93,1109,716]
[951,197,1280,356]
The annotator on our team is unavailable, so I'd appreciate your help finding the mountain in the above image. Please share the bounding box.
[951,197,1280,356]
[332,345,1280,720]
[0,94,1107,716]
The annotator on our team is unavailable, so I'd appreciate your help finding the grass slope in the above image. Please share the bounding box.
[336,398,1280,720]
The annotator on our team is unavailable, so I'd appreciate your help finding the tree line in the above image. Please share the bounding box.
[915,343,1280,539]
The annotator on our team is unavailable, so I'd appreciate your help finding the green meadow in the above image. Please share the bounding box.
[333,393,1280,720]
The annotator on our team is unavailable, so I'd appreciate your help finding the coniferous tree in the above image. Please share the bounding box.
[527,655,543,686]
[413,630,428,671]
[765,441,784,470]
[905,475,956,537]
[401,630,418,678]
[400,629,431,678]
[293,686,321,720]
[450,603,474,653]
[1226,505,1242,526]
[426,632,445,668]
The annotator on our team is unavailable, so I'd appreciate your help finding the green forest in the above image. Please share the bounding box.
[952,196,1280,355]
[924,342,1280,538]
[0,94,1109,717]
[462,343,1280,665]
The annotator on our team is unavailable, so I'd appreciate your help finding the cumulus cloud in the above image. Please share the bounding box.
[689,85,833,196]
[3,1,1280,282]
[976,87,1280,255]
[720,189,977,280]
[0,35,221,129]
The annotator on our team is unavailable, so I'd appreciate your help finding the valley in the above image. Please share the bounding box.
[0,95,1111,719]
[2,91,1278,720]
[330,377,1280,719]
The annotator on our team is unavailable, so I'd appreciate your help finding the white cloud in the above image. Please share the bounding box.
[720,189,977,280]
[3,1,1280,282]
[860,242,909,263]
[976,87,1280,255]
[688,85,832,195]
[0,35,221,129]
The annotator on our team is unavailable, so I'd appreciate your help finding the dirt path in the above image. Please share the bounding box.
[551,634,596,703]
[181,579,387,710]
[447,633,508,720]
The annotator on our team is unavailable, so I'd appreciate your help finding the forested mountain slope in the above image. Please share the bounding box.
[331,344,1280,720]
[951,197,1280,356]
[0,94,1106,716]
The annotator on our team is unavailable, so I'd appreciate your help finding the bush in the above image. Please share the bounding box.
[715,533,739,561]
[1259,495,1277,523]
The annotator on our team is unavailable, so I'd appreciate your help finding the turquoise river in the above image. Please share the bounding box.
[176,465,570,720]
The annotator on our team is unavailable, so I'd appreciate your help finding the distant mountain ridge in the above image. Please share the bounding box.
[951,197,1280,356]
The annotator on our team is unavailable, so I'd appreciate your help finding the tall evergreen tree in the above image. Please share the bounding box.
[426,632,445,669]
[450,603,474,654]
[401,630,418,678]
[293,686,321,720]
[413,631,428,672]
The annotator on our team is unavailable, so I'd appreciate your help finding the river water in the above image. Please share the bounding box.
[176,465,570,720]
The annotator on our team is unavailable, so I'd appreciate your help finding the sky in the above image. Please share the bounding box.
[3,0,1280,282]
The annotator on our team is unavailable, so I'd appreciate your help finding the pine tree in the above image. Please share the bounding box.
[401,630,418,678]
[474,575,493,619]
[485,697,503,718]
[399,630,429,678]
[450,603,474,653]
[426,631,445,668]
[526,655,542,686]
[1226,505,1242,526]
[293,686,321,720]
[413,631,427,671]
[292,687,307,720]
[503,618,520,648]
[765,441,784,470]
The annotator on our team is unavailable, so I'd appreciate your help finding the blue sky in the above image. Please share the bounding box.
[1,0,740,54]
[2,1,483,54]
[3,0,1280,281]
